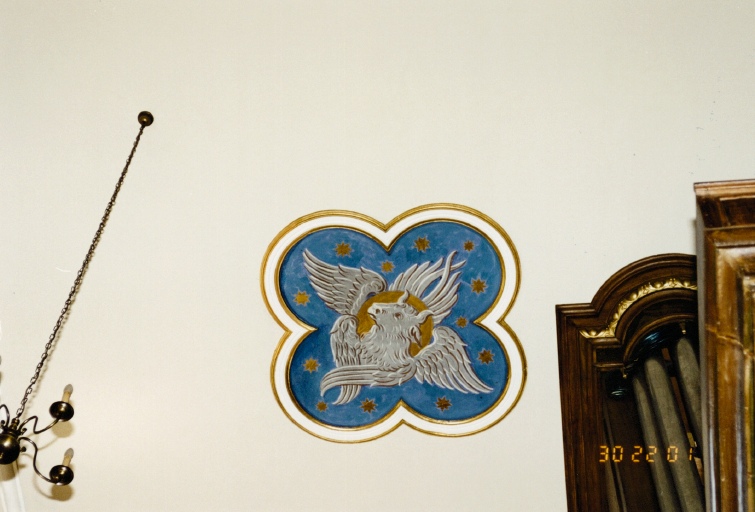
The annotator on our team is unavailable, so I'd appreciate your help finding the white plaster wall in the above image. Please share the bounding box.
[0,2,753,510]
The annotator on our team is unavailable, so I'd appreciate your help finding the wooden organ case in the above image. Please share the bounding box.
[557,180,755,512]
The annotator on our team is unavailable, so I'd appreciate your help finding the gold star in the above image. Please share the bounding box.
[478,349,494,364]
[316,401,328,412]
[303,358,320,373]
[335,242,352,257]
[414,236,430,252]
[436,397,452,411]
[381,261,394,273]
[293,290,310,306]
[463,240,475,252]
[456,317,468,328]
[360,398,377,414]
[471,278,487,294]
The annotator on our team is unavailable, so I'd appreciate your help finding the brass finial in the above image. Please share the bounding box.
[138,111,154,127]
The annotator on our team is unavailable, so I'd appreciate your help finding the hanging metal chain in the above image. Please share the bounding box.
[14,112,153,421]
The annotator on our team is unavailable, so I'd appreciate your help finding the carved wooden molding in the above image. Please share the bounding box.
[580,278,697,340]
[696,179,755,512]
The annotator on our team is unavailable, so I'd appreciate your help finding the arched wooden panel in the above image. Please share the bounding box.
[556,254,698,512]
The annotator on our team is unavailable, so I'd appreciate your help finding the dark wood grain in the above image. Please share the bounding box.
[557,254,697,512]
[695,179,755,512]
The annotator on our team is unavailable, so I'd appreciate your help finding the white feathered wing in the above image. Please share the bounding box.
[414,326,493,393]
[303,250,386,404]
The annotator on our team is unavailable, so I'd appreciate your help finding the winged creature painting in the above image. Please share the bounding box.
[303,249,492,405]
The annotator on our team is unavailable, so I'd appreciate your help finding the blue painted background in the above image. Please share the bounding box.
[279,222,508,428]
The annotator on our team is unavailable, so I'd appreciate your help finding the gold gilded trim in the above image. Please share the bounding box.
[580,278,697,339]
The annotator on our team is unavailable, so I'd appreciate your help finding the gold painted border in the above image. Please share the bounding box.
[261,203,526,442]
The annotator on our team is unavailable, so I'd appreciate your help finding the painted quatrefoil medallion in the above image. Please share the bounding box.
[262,205,525,442]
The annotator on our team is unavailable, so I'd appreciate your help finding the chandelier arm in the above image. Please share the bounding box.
[0,405,9,426]
[18,415,59,436]
[13,116,150,421]
[18,437,56,484]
